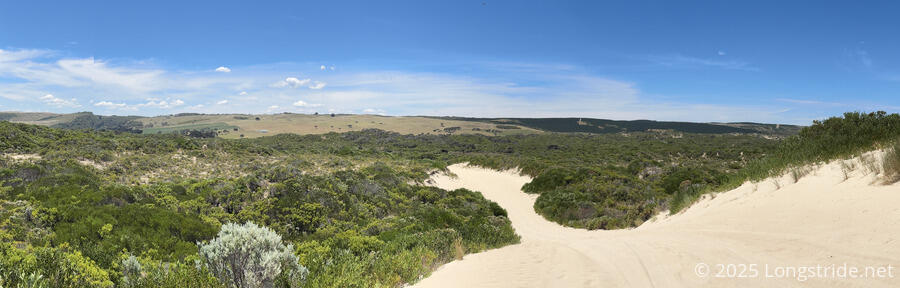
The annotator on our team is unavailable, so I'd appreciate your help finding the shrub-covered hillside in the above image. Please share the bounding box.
[0,122,517,288]
[3,111,896,287]
[0,117,800,287]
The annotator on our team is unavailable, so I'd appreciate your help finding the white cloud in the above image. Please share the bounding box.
[0,47,816,123]
[217,100,229,105]
[142,99,184,109]
[215,66,231,73]
[308,81,327,90]
[0,49,53,63]
[0,52,168,99]
[0,48,257,104]
[93,98,185,110]
[717,51,726,56]
[273,77,311,88]
[295,71,642,119]
[40,94,81,108]
[292,100,322,107]
[329,66,335,71]
[56,58,165,92]
[94,101,127,109]
[320,65,326,71]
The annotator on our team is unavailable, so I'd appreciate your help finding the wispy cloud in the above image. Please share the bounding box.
[0,47,811,123]
[308,81,327,90]
[845,48,900,82]
[642,54,759,71]
[855,50,873,68]
[776,98,846,107]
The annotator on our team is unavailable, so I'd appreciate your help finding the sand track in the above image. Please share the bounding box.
[411,158,900,287]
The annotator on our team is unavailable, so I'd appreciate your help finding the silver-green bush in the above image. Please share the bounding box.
[198,222,307,288]
[120,255,142,287]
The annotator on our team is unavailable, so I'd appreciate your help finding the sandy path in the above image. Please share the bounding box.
[411,158,900,287]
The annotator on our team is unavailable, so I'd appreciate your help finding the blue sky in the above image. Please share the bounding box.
[1,1,899,124]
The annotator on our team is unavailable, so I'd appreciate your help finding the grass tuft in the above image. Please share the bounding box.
[861,153,881,175]
[789,165,813,183]
[840,160,857,181]
[882,141,900,183]
[453,238,466,261]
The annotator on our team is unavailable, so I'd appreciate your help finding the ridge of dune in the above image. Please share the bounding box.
[411,153,900,287]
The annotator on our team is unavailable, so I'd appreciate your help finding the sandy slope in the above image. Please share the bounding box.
[412,157,900,287]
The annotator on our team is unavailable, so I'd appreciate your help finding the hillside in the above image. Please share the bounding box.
[137,113,541,138]
[0,111,897,287]
[713,121,804,137]
[3,111,799,138]
[434,116,800,136]
[0,111,144,133]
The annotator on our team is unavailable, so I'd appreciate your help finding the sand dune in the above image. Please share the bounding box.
[412,156,900,287]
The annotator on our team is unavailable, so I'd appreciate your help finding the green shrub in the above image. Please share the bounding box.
[521,167,577,194]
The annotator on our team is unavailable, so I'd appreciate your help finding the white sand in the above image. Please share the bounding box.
[2,153,41,162]
[411,156,900,287]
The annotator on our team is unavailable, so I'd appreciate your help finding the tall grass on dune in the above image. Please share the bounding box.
[672,111,900,213]
[882,141,900,183]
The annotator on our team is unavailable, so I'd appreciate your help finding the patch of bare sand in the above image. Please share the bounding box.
[2,153,41,162]
[411,156,900,287]
[77,159,106,170]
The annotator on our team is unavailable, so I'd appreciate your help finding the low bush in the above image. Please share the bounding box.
[198,222,307,288]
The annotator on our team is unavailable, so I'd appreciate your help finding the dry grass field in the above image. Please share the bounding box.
[138,113,541,138]
[0,111,79,126]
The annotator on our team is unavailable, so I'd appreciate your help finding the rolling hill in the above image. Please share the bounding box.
[0,111,801,138]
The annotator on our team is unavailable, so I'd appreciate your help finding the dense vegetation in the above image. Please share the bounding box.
[438,117,761,134]
[14,111,802,137]
[0,122,518,287]
[12,107,900,288]
[450,132,777,228]
[19,110,887,286]
[186,128,775,229]
[49,112,144,134]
